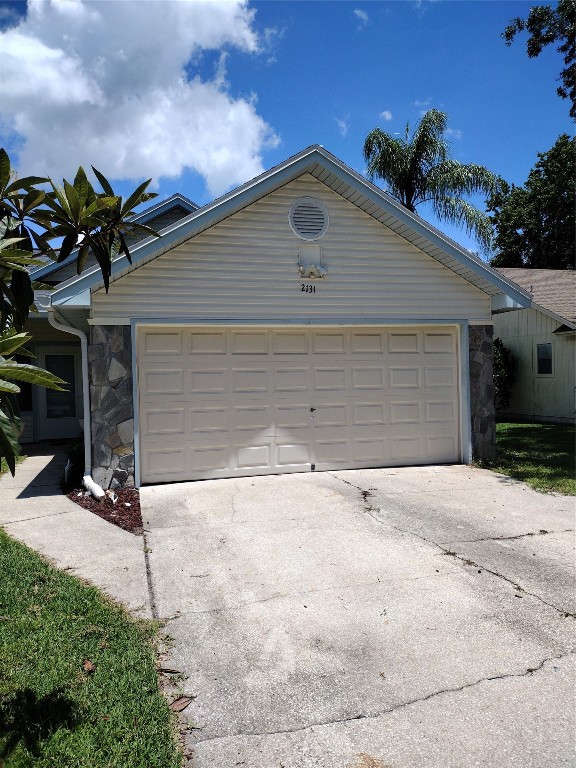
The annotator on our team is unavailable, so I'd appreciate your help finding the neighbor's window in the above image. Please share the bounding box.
[536,343,553,375]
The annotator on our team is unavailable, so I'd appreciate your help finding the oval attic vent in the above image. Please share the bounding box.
[289,197,329,240]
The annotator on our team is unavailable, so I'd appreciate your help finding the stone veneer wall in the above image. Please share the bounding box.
[89,325,135,489]
[469,324,496,462]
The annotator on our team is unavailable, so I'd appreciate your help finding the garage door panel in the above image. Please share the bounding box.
[313,333,347,354]
[142,368,184,395]
[142,330,184,355]
[138,326,460,483]
[389,367,421,388]
[388,332,421,353]
[189,331,227,354]
[143,408,186,436]
[425,366,456,387]
[351,332,384,354]
[273,367,310,392]
[426,435,459,461]
[352,366,385,389]
[389,401,421,424]
[313,367,347,390]
[273,331,309,355]
[354,405,387,426]
[232,405,273,432]
[189,406,228,433]
[426,400,456,422]
[192,444,231,472]
[275,404,310,429]
[276,442,311,466]
[190,368,227,394]
[312,403,348,427]
[231,331,269,355]
[424,332,455,353]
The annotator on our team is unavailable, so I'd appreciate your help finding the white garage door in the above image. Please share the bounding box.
[137,326,460,484]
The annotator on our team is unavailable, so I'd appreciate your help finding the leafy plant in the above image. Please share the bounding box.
[503,0,575,120]
[0,147,159,473]
[493,337,516,411]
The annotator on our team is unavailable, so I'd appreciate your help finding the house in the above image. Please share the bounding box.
[19,193,198,443]
[32,145,530,488]
[494,269,575,425]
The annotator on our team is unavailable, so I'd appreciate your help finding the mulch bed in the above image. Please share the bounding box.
[67,487,143,535]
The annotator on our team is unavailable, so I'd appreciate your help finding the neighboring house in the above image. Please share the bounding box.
[32,145,530,488]
[494,269,576,425]
[19,194,198,443]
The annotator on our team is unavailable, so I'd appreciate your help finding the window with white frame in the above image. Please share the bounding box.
[536,342,553,375]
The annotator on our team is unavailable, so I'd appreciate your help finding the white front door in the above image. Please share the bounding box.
[36,347,83,440]
[138,326,461,484]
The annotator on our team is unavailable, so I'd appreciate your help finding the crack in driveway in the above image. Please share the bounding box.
[191,653,575,744]
[450,529,574,544]
[329,473,576,619]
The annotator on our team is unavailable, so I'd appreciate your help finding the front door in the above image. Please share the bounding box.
[36,347,83,440]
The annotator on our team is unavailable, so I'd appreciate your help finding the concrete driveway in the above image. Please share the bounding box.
[140,466,575,768]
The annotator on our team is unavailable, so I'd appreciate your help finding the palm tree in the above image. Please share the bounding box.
[363,109,499,251]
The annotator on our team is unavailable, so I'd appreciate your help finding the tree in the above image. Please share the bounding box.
[503,0,576,120]
[488,134,575,270]
[363,109,500,251]
[0,148,159,473]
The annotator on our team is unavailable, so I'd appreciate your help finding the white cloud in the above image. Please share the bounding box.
[0,0,279,196]
[334,117,349,137]
[353,9,369,29]
[414,98,432,107]
[379,110,393,121]
[446,127,463,140]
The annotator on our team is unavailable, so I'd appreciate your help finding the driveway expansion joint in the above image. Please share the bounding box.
[3,509,74,525]
[329,473,576,619]
[142,529,159,620]
[190,653,575,745]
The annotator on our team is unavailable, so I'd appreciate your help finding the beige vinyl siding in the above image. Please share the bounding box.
[48,208,193,282]
[92,175,490,323]
[494,307,576,423]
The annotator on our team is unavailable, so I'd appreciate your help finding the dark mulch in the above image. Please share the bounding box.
[67,487,143,535]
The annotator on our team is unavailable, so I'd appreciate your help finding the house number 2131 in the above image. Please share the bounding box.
[301,284,316,293]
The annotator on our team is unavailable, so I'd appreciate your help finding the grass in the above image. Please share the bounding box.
[491,422,576,495]
[0,454,26,477]
[0,530,181,767]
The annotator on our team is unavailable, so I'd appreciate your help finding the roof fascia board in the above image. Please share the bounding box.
[52,145,531,307]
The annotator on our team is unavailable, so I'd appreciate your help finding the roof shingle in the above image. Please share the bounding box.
[496,268,575,324]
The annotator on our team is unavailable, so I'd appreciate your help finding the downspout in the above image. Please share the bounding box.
[46,305,105,500]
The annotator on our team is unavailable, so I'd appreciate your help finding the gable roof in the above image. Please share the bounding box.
[32,192,198,282]
[496,268,576,329]
[51,145,531,311]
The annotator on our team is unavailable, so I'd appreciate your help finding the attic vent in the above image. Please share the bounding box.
[289,197,329,241]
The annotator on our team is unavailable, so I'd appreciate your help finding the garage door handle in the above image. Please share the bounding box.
[310,407,316,413]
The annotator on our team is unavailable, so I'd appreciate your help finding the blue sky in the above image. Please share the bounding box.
[0,0,571,255]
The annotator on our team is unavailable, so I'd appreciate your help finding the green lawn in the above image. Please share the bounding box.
[492,422,576,495]
[0,530,181,767]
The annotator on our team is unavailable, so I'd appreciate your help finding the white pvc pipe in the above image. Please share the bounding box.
[46,306,105,500]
